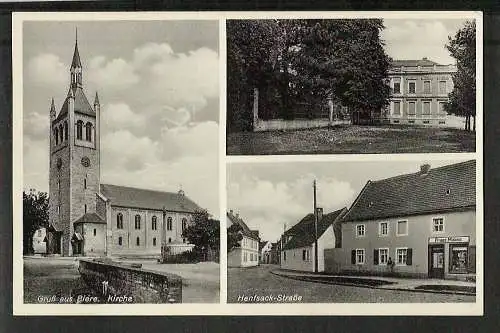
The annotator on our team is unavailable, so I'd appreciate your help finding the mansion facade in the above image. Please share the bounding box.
[46,36,201,257]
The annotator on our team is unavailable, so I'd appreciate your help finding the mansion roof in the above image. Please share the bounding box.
[283,207,347,250]
[391,58,441,67]
[227,211,259,241]
[100,184,201,213]
[342,160,476,222]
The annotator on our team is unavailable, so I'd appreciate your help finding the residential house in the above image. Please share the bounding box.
[227,210,260,267]
[259,241,272,264]
[382,58,456,126]
[32,227,48,254]
[270,241,281,265]
[329,160,476,280]
[281,207,347,272]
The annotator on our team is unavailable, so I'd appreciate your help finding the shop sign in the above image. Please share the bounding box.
[428,236,470,244]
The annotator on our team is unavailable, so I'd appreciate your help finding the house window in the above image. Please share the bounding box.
[76,120,83,140]
[449,243,468,274]
[153,237,157,246]
[408,102,416,116]
[439,102,447,117]
[374,248,389,265]
[167,217,172,231]
[396,248,412,265]
[408,81,416,94]
[423,80,431,94]
[182,218,187,232]
[423,101,431,115]
[397,220,408,236]
[439,80,447,94]
[393,82,401,94]
[379,222,388,236]
[356,224,365,237]
[93,228,96,236]
[152,216,157,230]
[355,249,365,264]
[302,249,310,261]
[392,101,401,116]
[85,122,92,142]
[432,217,444,233]
[135,215,141,229]
[116,213,123,229]
[136,237,140,246]
[118,237,122,246]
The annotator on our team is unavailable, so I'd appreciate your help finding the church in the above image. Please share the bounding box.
[46,36,202,257]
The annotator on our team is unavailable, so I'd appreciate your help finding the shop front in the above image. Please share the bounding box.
[428,236,475,280]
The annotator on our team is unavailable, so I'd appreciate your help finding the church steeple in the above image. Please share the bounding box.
[70,28,83,88]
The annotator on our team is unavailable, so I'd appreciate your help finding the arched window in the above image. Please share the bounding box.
[136,237,140,246]
[118,237,122,246]
[116,213,123,229]
[153,238,157,246]
[135,215,141,229]
[85,122,92,142]
[167,217,173,231]
[182,218,187,232]
[76,120,83,140]
[151,216,157,230]
[54,128,59,145]
[64,121,68,140]
[59,124,63,143]
[93,228,96,236]
[168,237,171,243]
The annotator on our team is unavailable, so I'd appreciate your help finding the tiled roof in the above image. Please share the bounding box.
[227,211,259,240]
[71,41,82,68]
[55,87,95,122]
[342,160,476,222]
[74,212,106,224]
[391,58,442,67]
[283,207,347,250]
[100,184,202,213]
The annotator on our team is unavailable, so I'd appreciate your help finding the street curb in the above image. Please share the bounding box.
[271,271,476,297]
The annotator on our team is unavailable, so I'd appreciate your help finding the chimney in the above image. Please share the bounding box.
[420,164,431,175]
[229,209,233,215]
[316,207,324,221]
[423,57,428,61]
[235,212,239,218]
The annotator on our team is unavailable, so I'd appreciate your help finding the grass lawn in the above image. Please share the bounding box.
[226,125,476,155]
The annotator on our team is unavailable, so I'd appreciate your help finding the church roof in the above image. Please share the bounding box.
[100,184,202,213]
[71,39,82,68]
[55,87,95,122]
[74,212,106,224]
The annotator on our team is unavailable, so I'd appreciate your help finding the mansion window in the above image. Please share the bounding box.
[85,122,92,142]
[374,248,389,265]
[135,215,141,229]
[432,217,444,233]
[118,237,122,246]
[423,80,431,94]
[152,216,157,230]
[379,222,388,236]
[397,220,408,236]
[392,101,401,116]
[423,101,431,116]
[408,102,416,116]
[116,213,123,229]
[408,81,416,94]
[153,237,157,246]
[396,248,412,265]
[182,218,187,232]
[439,80,447,94]
[439,102,447,116]
[167,217,173,231]
[136,237,140,246]
[393,82,401,94]
[356,224,365,237]
[76,120,83,140]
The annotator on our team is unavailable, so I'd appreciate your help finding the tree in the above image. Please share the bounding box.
[182,210,220,260]
[23,189,49,254]
[227,223,243,253]
[445,20,476,132]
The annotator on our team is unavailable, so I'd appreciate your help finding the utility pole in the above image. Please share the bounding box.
[313,180,318,273]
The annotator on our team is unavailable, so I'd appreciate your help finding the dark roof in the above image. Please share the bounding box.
[74,212,106,224]
[343,160,476,222]
[283,208,347,250]
[391,58,441,67]
[55,87,95,122]
[71,41,82,68]
[227,211,259,241]
[100,184,202,213]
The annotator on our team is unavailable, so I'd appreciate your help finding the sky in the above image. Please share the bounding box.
[382,18,470,65]
[227,159,471,242]
[22,20,220,217]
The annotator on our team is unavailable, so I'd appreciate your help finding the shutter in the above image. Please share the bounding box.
[351,250,356,264]
[406,248,413,265]
[373,249,379,265]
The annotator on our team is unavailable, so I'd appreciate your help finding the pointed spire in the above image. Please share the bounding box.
[50,97,55,112]
[94,91,100,106]
[71,27,82,69]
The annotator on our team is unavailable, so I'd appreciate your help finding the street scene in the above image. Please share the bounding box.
[227,18,476,155]
[227,159,477,303]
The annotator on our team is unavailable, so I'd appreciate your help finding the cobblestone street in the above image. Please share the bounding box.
[228,264,475,303]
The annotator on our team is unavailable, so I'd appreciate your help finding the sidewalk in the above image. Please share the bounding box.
[272,269,476,296]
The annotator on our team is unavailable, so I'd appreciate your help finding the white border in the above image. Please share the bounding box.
[12,10,483,316]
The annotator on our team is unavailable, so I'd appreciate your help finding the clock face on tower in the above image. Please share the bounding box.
[81,156,90,167]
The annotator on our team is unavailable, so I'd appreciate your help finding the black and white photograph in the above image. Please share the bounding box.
[18,18,220,305]
[226,18,478,155]
[227,159,478,303]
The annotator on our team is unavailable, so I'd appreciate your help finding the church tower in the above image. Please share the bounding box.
[48,32,101,256]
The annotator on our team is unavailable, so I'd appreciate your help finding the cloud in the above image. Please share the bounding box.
[88,56,139,91]
[23,111,49,139]
[27,53,66,86]
[101,103,147,132]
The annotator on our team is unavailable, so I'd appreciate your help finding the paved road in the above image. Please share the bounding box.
[228,264,475,303]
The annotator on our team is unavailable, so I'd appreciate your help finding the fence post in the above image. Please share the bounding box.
[253,87,259,131]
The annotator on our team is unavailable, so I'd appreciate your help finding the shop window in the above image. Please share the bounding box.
[468,245,476,273]
[356,224,365,237]
[449,243,468,274]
